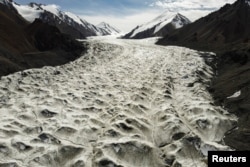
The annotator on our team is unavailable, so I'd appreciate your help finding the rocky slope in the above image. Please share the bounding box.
[123,12,190,39]
[211,48,250,150]
[0,2,84,77]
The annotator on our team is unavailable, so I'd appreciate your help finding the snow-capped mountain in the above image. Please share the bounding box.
[158,0,250,50]
[123,12,191,39]
[97,22,121,35]
[6,1,113,38]
[0,0,84,76]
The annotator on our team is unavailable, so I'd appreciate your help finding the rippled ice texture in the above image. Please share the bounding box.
[0,37,236,167]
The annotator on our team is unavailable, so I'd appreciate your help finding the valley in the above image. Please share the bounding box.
[0,37,236,167]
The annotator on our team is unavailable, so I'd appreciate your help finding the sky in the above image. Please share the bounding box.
[14,0,237,33]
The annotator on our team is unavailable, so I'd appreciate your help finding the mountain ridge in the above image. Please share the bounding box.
[6,0,119,38]
[123,12,191,39]
[0,1,84,77]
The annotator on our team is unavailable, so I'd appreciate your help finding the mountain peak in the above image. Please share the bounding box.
[97,22,108,26]
[158,0,250,50]
[123,11,190,39]
[97,22,121,35]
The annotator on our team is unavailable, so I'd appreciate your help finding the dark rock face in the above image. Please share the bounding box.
[37,10,104,38]
[158,0,250,151]
[0,3,85,77]
[26,19,83,52]
[38,11,89,39]
[211,49,250,150]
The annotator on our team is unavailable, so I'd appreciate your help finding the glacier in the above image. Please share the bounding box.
[0,37,236,167]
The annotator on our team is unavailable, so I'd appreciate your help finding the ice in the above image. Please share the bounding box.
[0,37,236,166]
[227,90,241,99]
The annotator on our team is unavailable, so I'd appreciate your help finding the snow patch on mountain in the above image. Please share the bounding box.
[40,4,60,17]
[13,3,61,22]
[227,90,241,99]
[12,3,42,22]
[64,11,83,25]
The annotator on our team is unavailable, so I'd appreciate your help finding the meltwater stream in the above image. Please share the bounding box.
[0,37,236,167]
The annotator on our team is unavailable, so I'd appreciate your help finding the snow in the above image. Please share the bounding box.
[12,3,61,22]
[97,22,121,35]
[227,90,241,99]
[0,36,236,166]
[65,11,84,25]
[12,3,42,22]
[11,2,107,36]
[131,12,174,37]
[40,4,60,17]
[153,14,175,33]
[130,11,190,37]
[63,12,102,35]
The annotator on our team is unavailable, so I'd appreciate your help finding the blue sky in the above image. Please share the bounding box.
[15,0,153,15]
[14,0,236,32]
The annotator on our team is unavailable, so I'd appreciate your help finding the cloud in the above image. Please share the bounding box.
[147,0,237,22]
[150,0,236,10]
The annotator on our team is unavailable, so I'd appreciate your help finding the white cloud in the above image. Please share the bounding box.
[150,0,236,10]
[180,10,212,22]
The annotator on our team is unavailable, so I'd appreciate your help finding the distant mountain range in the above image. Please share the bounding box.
[123,12,191,39]
[3,0,120,39]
